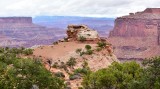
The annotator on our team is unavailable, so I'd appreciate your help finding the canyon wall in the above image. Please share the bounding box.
[110,18,159,37]
[109,8,160,38]
[109,8,160,46]
[0,17,65,47]
[108,8,160,60]
[158,23,160,45]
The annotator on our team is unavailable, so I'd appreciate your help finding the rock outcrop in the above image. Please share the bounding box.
[66,25,99,41]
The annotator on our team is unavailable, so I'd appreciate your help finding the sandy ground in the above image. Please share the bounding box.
[33,42,96,62]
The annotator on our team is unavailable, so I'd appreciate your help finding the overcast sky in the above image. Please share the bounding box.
[0,0,160,18]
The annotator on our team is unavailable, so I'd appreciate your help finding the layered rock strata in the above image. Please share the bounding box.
[0,17,65,47]
[109,8,160,60]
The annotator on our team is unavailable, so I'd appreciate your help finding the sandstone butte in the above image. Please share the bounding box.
[108,8,160,60]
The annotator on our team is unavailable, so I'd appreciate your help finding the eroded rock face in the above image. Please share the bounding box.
[108,8,160,60]
[109,8,160,38]
[109,8,160,46]
[66,25,99,41]
[158,23,160,45]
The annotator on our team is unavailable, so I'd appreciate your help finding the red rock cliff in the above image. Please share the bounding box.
[109,8,160,37]
[158,23,160,45]
[108,8,160,60]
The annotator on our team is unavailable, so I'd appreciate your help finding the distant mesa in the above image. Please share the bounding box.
[66,24,100,42]
[0,17,55,47]
[0,17,32,23]
[0,17,45,29]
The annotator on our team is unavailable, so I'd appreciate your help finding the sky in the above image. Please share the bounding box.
[0,0,160,18]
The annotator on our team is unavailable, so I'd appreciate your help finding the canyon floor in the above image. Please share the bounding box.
[108,37,160,60]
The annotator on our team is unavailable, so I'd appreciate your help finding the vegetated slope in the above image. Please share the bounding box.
[0,47,65,89]
[33,42,118,70]
[33,41,118,89]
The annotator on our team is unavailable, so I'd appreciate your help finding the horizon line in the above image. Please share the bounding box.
[0,15,116,18]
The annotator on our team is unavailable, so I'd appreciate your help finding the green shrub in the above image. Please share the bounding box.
[82,60,88,68]
[0,48,65,89]
[85,45,92,50]
[78,87,83,89]
[0,47,4,53]
[76,48,85,56]
[52,62,59,68]
[5,47,9,51]
[76,48,82,54]
[69,74,80,80]
[86,50,93,55]
[96,47,102,51]
[82,61,141,89]
[66,57,77,68]
[80,51,85,56]
[15,58,64,89]
[54,72,65,78]
[78,36,86,42]
[74,68,89,75]
[97,42,107,48]
[60,62,68,71]
[23,49,33,55]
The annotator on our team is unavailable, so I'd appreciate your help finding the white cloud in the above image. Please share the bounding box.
[0,0,160,17]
